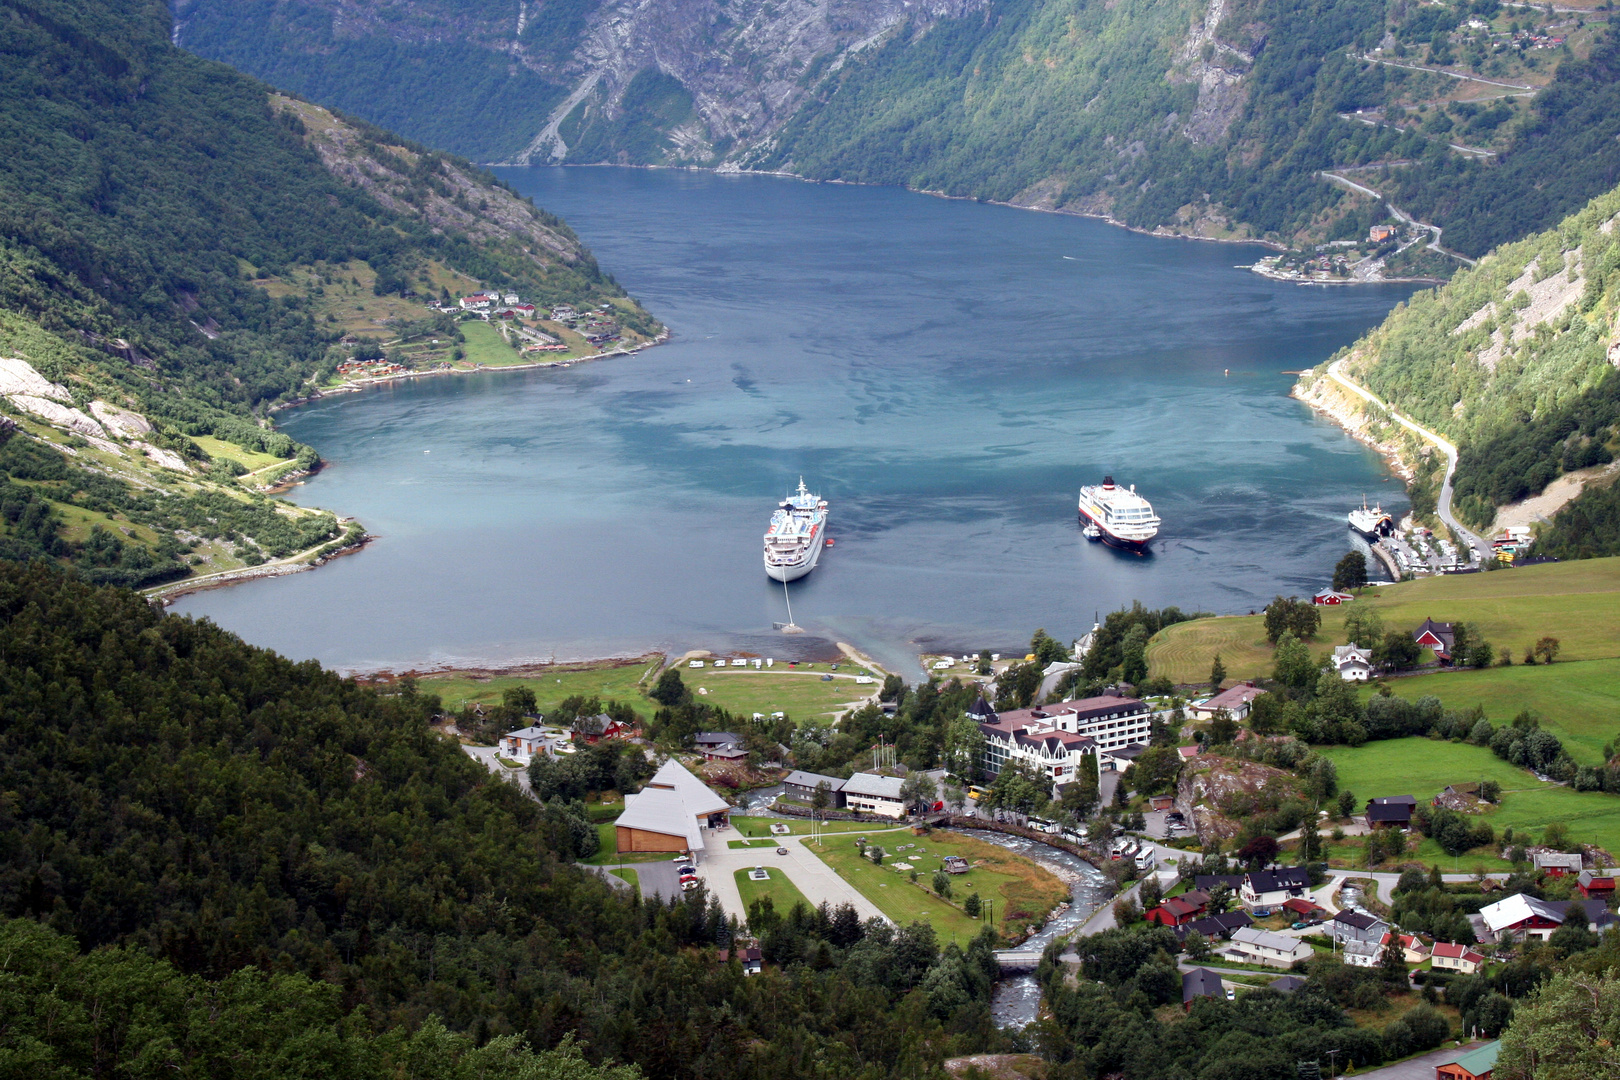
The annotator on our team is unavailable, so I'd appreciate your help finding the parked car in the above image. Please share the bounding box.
[776,846,788,855]
[680,879,699,891]
[1224,987,1235,1001]
[1291,921,1309,930]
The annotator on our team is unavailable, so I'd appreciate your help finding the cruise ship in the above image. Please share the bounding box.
[764,479,829,581]
[1077,476,1160,551]
[1348,497,1394,540]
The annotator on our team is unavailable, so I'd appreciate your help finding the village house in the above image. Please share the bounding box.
[1194,873,1246,894]
[1430,941,1487,975]
[841,772,906,818]
[1181,967,1224,1010]
[1380,932,1430,964]
[1438,782,1480,801]
[1369,224,1397,243]
[1188,682,1267,721]
[1227,926,1313,968]
[1343,938,1383,968]
[1312,589,1354,606]
[1412,618,1457,663]
[1435,1040,1500,1080]
[1176,910,1252,942]
[1240,867,1312,910]
[1281,898,1325,921]
[1331,909,1389,945]
[614,759,732,860]
[783,770,847,807]
[977,691,1153,782]
[718,945,763,976]
[1366,794,1417,829]
[1531,851,1584,877]
[1332,644,1373,681]
[1578,868,1617,900]
[1480,893,1567,941]
[1145,890,1211,928]
[1176,745,1203,762]
[1269,975,1307,994]
[498,725,550,764]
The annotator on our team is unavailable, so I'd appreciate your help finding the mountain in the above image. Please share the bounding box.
[179,0,1620,260]
[1295,181,1620,557]
[0,0,657,589]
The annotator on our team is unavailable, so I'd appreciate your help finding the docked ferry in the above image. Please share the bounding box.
[764,479,829,581]
[1078,476,1160,551]
[1348,497,1394,540]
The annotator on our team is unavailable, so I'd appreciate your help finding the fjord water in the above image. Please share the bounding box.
[175,169,1416,675]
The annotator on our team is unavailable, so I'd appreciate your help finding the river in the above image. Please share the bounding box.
[174,168,1417,676]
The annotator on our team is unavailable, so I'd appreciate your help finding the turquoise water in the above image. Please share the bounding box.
[174,169,1417,676]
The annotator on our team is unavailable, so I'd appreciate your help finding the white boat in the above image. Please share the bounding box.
[1348,496,1394,540]
[1077,475,1160,551]
[764,478,829,581]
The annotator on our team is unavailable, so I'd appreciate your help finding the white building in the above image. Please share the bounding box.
[614,759,732,860]
[974,692,1152,783]
[1333,644,1373,681]
[1228,926,1313,968]
[499,725,550,763]
[841,772,906,818]
[1343,938,1383,968]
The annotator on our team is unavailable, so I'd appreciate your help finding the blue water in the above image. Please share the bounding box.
[174,169,1417,676]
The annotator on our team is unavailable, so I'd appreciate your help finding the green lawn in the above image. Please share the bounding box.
[804,829,1068,943]
[419,658,662,718]
[579,820,674,865]
[1362,658,1620,765]
[191,435,288,473]
[731,818,877,838]
[1322,738,1620,860]
[611,868,639,896]
[735,867,814,915]
[686,669,879,721]
[1147,556,1620,685]
[459,319,523,365]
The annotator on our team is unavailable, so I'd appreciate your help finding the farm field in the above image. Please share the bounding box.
[805,829,1066,943]
[458,319,523,365]
[416,658,662,717]
[1362,658,1620,765]
[1322,738,1620,859]
[1146,557,1620,685]
[734,867,814,916]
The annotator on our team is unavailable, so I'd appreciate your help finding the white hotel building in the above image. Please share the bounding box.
[972,692,1153,782]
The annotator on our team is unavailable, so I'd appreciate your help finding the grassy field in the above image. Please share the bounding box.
[732,818,875,838]
[459,319,523,365]
[1363,659,1620,765]
[805,829,1067,943]
[687,669,879,721]
[418,658,662,717]
[191,435,287,473]
[611,868,639,895]
[1147,557,1620,685]
[580,821,676,865]
[734,867,814,915]
[1322,738,1620,860]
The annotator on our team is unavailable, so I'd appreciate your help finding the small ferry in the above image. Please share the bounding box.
[1078,475,1160,551]
[1348,496,1394,540]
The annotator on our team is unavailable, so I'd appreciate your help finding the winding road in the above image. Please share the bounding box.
[1324,358,1490,565]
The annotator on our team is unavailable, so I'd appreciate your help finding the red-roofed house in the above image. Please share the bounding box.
[1380,932,1430,963]
[1145,890,1210,927]
[1430,942,1486,975]
[1313,589,1354,605]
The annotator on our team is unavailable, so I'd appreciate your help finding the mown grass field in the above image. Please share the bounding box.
[688,669,878,721]
[732,818,875,838]
[458,319,523,365]
[1322,738,1620,859]
[418,658,662,717]
[191,435,287,473]
[806,829,1067,943]
[1361,659,1620,765]
[1146,557,1620,685]
[735,867,814,915]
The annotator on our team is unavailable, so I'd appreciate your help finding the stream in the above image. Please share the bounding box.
[955,829,1110,1028]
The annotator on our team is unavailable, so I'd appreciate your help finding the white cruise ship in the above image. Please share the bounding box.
[764,479,829,581]
[1078,475,1160,551]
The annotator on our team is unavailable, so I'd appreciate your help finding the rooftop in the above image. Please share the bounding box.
[842,772,905,800]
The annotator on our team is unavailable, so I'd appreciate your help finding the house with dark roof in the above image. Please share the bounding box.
[1194,874,1246,893]
[1269,975,1308,994]
[1366,795,1417,828]
[1330,909,1388,945]
[1177,910,1253,942]
[1240,867,1311,910]
[1412,618,1456,663]
[782,770,847,807]
[1181,967,1225,1010]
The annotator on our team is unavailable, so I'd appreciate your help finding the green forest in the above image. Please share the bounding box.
[1326,180,1620,553]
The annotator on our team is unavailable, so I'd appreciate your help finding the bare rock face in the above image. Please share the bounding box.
[1174,754,1299,844]
[0,357,71,401]
[90,400,154,440]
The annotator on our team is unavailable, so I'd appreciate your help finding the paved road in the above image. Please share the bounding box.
[1345,1042,1491,1080]
[1325,359,1491,564]
[696,825,892,924]
[462,745,534,795]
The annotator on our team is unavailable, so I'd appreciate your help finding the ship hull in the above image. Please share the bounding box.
[1078,505,1154,551]
[765,537,824,582]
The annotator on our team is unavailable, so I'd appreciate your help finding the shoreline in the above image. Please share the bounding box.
[146,526,373,604]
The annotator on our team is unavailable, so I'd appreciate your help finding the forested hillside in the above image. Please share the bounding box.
[0,0,655,588]
[1296,182,1620,557]
[180,0,1620,257]
[0,559,1006,1077]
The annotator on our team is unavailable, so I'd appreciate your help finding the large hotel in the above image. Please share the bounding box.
[971,692,1153,782]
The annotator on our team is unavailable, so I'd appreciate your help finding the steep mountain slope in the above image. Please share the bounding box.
[0,0,656,588]
[180,0,1620,257]
[1295,182,1620,557]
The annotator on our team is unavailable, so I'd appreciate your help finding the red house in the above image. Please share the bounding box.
[1282,898,1324,920]
[1146,890,1210,927]
[1313,589,1353,605]
[1579,869,1617,899]
[1412,618,1456,663]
